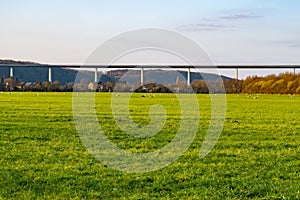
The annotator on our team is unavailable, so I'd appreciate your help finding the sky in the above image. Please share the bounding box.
[1,0,300,79]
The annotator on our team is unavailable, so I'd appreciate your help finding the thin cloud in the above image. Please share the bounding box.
[177,12,264,32]
[219,14,263,20]
[288,43,300,48]
[264,39,300,48]
[176,23,235,32]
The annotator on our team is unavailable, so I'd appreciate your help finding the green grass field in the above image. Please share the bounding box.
[0,92,299,199]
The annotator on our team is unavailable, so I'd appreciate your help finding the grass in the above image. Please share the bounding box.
[0,92,299,199]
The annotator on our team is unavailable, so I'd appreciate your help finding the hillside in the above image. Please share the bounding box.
[106,69,230,85]
[0,59,116,84]
[0,59,40,65]
[0,59,230,84]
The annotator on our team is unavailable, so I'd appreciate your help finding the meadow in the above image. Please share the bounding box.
[0,92,299,199]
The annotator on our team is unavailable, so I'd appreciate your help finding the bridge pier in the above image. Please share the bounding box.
[48,67,52,82]
[10,67,13,77]
[235,68,239,80]
[293,67,296,75]
[94,68,98,82]
[140,68,144,85]
[187,68,191,86]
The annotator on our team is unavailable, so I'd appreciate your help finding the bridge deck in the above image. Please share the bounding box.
[1,64,300,68]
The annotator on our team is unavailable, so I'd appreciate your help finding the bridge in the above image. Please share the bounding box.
[1,64,299,85]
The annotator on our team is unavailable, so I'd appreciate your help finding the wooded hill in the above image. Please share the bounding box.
[0,59,230,84]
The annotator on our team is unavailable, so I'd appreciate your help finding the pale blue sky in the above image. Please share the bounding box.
[1,0,300,78]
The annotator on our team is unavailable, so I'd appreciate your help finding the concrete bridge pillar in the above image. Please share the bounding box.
[235,68,239,80]
[48,67,52,82]
[10,67,13,77]
[94,68,98,82]
[187,68,191,86]
[140,68,144,85]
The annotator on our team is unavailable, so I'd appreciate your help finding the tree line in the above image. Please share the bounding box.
[242,73,300,94]
[1,72,299,94]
